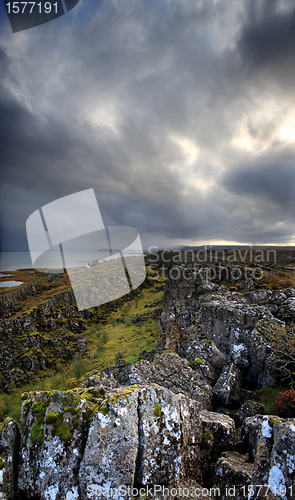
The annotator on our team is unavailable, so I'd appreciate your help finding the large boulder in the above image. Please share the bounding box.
[83,351,213,409]
[242,415,295,499]
[129,351,212,408]
[17,388,101,499]
[79,387,139,498]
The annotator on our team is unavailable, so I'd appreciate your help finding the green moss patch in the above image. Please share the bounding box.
[154,402,161,418]
[202,431,214,441]
[268,417,279,427]
[194,358,203,365]
[30,400,48,445]
[45,411,73,442]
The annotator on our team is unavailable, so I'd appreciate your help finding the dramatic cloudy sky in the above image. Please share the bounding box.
[1,0,295,255]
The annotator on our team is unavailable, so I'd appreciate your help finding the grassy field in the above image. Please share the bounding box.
[0,273,164,422]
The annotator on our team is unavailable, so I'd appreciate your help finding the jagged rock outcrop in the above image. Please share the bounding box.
[160,266,290,390]
[1,386,295,500]
[243,415,295,493]
[214,415,295,500]
[0,276,156,392]
[1,262,295,498]
[0,291,87,391]
[83,350,212,408]
[0,283,47,319]
[212,415,295,500]
[214,452,252,499]
[0,385,237,499]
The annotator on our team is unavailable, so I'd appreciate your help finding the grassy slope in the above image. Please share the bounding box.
[0,272,164,422]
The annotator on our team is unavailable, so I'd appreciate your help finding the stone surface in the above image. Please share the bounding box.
[129,351,212,408]
[1,388,295,499]
[0,418,19,500]
[268,420,295,499]
[236,401,264,426]
[215,452,252,500]
[79,388,139,498]
[213,364,243,406]
[242,415,295,499]
[0,385,246,499]
[17,388,103,500]
[83,350,212,409]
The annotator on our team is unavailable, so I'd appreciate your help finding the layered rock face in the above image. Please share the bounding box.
[0,277,154,392]
[0,385,234,499]
[0,291,87,391]
[83,350,213,409]
[160,265,292,390]
[0,385,295,499]
[1,263,295,499]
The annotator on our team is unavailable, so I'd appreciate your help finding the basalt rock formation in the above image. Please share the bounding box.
[159,265,294,390]
[1,263,295,499]
[0,384,294,499]
[0,290,87,392]
[0,276,151,392]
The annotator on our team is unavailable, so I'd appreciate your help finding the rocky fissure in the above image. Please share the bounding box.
[1,262,295,499]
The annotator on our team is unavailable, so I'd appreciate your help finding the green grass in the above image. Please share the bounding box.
[251,386,287,415]
[84,281,163,372]
[0,273,164,423]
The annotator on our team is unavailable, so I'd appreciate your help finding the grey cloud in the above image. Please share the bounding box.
[238,0,295,72]
[1,0,295,252]
[221,155,295,209]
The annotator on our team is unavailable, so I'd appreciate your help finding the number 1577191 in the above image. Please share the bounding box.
[6,2,58,14]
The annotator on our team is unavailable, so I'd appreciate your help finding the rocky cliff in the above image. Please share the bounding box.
[0,290,87,392]
[1,262,295,499]
[0,272,152,392]
[1,380,294,499]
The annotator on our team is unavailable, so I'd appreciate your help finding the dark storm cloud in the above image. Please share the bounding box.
[1,0,295,252]
[221,155,295,210]
[238,0,295,68]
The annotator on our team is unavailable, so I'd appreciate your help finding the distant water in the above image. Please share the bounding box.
[0,251,139,272]
[0,281,24,287]
[0,252,33,272]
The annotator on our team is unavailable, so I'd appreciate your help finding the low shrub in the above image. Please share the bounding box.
[275,389,295,418]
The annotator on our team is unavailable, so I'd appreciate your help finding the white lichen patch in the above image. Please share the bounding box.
[268,465,286,497]
[286,453,295,475]
[66,486,79,500]
[232,344,245,353]
[261,418,272,438]
[96,413,110,429]
[44,485,59,500]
